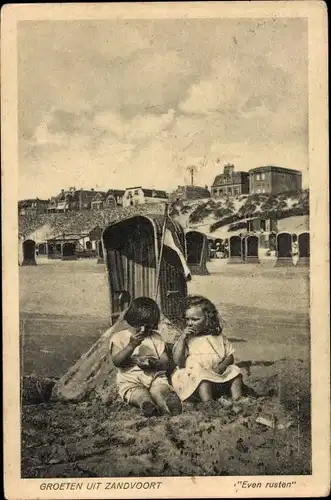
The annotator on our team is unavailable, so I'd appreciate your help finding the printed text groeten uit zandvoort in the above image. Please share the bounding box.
[40,481,163,491]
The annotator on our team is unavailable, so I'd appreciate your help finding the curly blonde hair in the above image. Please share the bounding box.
[182,295,224,335]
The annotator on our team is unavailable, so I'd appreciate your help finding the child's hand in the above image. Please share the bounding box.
[129,329,146,347]
[136,356,157,370]
[136,358,150,369]
[216,362,226,375]
[145,357,159,369]
[183,326,196,339]
[215,359,231,375]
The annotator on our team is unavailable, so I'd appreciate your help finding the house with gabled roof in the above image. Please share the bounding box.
[18,198,49,216]
[122,187,168,208]
[170,185,210,202]
[47,187,107,213]
[211,164,249,198]
[90,189,125,210]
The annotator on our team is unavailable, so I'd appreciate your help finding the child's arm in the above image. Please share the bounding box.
[147,351,169,371]
[172,327,193,368]
[215,354,234,375]
[111,330,145,368]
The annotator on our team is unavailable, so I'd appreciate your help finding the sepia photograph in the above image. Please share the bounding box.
[2,2,329,499]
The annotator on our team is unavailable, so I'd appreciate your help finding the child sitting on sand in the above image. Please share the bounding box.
[109,297,182,418]
[172,295,243,403]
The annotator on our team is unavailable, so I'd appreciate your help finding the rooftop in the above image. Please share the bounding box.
[249,166,302,175]
[125,187,167,198]
[212,171,248,186]
[19,198,49,204]
[179,185,210,192]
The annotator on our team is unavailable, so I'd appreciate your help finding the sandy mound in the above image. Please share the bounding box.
[21,358,311,478]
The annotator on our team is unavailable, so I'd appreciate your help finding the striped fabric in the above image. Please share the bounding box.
[103,214,188,323]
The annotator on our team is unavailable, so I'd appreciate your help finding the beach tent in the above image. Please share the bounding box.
[245,235,260,264]
[96,240,104,264]
[52,210,190,403]
[228,235,244,264]
[22,239,37,266]
[102,213,190,325]
[274,232,294,267]
[62,242,78,260]
[185,230,209,275]
[297,232,310,267]
[37,242,47,256]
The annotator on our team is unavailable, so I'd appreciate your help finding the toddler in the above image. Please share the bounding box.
[110,297,182,417]
[172,295,243,402]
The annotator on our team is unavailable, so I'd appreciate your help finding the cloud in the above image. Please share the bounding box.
[93,108,176,144]
[18,18,308,198]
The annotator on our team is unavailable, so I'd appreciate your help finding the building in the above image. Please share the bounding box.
[211,164,249,197]
[90,189,125,210]
[122,187,168,208]
[247,218,278,233]
[18,198,49,216]
[249,166,302,195]
[169,185,210,203]
[47,187,107,213]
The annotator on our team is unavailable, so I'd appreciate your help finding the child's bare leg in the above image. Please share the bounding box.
[198,381,214,402]
[150,383,182,416]
[230,374,243,401]
[127,387,158,417]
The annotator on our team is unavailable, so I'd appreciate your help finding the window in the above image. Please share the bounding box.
[261,173,266,180]
[256,174,261,181]
[134,189,139,195]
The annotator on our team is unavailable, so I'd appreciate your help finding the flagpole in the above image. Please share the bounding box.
[154,202,169,302]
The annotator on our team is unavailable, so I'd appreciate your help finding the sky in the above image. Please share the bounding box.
[18,18,308,199]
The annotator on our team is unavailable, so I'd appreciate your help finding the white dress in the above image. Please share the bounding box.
[171,333,241,401]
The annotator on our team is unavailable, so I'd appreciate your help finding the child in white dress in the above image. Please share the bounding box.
[109,297,182,417]
[172,295,243,402]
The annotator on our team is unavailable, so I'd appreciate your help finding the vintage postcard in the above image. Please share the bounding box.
[2,1,330,498]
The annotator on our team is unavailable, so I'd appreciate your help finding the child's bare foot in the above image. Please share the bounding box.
[230,375,244,400]
[219,396,233,408]
[141,401,158,418]
[231,396,255,414]
[238,396,253,403]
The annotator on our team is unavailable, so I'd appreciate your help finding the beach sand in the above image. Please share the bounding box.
[20,257,311,477]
